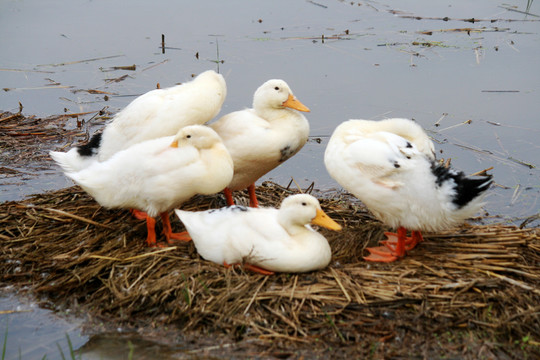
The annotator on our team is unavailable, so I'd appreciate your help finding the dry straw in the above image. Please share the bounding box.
[1,182,539,358]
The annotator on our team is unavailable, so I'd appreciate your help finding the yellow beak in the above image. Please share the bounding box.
[170,140,179,148]
[282,94,310,112]
[311,209,342,231]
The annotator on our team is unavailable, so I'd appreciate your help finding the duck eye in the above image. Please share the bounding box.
[186,134,191,139]
[301,202,307,206]
[274,86,280,91]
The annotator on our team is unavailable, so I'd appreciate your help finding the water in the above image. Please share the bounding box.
[1,0,539,357]
[0,292,86,359]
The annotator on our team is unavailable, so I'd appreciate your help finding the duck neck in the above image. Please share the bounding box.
[255,105,296,123]
[277,210,307,236]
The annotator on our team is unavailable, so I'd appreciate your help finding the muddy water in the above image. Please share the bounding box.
[1,0,539,357]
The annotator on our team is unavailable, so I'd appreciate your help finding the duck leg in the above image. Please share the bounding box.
[364,227,409,262]
[410,230,423,248]
[145,216,158,247]
[223,187,235,206]
[160,212,192,244]
[223,261,274,275]
[247,183,259,208]
[224,185,259,207]
[130,208,148,220]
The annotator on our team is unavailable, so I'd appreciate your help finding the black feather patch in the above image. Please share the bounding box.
[77,132,102,157]
[231,205,249,212]
[208,205,248,214]
[279,145,294,162]
[431,163,493,208]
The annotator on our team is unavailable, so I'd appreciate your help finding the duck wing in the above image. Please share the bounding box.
[343,130,423,189]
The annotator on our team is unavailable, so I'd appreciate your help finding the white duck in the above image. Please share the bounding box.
[50,70,226,173]
[324,118,492,262]
[210,79,310,207]
[175,194,342,274]
[59,125,234,247]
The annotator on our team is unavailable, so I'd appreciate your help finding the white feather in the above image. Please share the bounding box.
[50,148,96,173]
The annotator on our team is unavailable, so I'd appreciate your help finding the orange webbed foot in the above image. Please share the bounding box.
[380,233,416,252]
[380,230,423,251]
[363,246,400,262]
[164,231,192,244]
[243,263,274,275]
[223,261,274,275]
[159,212,192,245]
[147,242,173,248]
[130,208,148,220]
[364,227,412,262]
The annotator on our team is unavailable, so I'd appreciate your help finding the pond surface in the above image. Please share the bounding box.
[1,0,539,358]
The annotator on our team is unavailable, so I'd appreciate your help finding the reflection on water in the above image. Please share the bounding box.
[1,0,539,357]
[77,333,180,360]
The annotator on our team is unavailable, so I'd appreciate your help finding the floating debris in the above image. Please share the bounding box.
[434,112,448,127]
[3,85,74,92]
[481,90,520,93]
[72,89,118,95]
[0,110,110,175]
[418,27,510,35]
[388,9,540,22]
[104,74,130,84]
[37,55,124,68]
[141,59,169,72]
[99,65,137,72]
[162,34,165,54]
[437,119,473,132]
[499,5,540,17]
[508,157,536,169]
[307,1,327,9]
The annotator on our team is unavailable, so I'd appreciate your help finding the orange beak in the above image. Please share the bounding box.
[170,140,179,148]
[312,209,342,231]
[282,94,310,112]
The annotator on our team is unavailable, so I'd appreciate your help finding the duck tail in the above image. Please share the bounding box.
[76,132,102,157]
[431,163,493,208]
[50,132,102,173]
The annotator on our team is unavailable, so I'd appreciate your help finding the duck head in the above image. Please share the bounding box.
[253,79,310,113]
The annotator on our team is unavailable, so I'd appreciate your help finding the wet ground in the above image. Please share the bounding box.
[1,0,539,358]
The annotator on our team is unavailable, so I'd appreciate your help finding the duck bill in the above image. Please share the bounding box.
[282,94,310,112]
[170,140,179,148]
[312,209,342,231]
